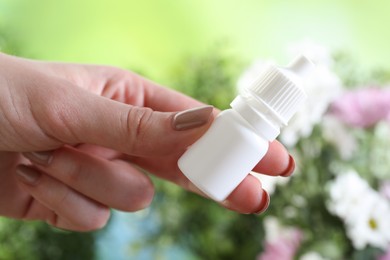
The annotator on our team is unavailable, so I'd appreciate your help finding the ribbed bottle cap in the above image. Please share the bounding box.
[247,55,313,125]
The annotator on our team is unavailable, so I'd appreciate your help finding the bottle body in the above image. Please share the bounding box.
[178,55,312,202]
[178,109,269,201]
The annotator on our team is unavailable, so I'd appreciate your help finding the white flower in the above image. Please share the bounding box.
[346,192,390,250]
[321,115,357,160]
[327,170,390,249]
[300,251,329,260]
[327,170,370,220]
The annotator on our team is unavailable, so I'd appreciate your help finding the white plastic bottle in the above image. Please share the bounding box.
[178,55,314,202]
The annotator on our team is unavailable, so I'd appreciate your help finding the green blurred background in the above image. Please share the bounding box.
[1,0,390,83]
[1,0,390,259]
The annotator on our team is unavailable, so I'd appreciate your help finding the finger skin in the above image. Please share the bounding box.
[34,62,205,112]
[27,82,214,156]
[252,140,291,176]
[15,165,110,231]
[223,175,268,214]
[0,54,214,156]
[24,146,155,212]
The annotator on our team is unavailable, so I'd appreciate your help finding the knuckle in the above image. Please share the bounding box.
[125,106,154,154]
[62,162,84,186]
[54,149,85,185]
[53,186,72,208]
[65,162,84,185]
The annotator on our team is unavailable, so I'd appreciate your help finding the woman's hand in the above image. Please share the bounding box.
[0,53,294,231]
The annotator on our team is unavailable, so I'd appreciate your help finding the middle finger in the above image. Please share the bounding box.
[22,146,154,212]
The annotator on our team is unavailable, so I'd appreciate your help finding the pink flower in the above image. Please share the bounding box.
[378,246,390,260]
[330,88,390,128]
[380,181,390,201]
[257,229,303,260]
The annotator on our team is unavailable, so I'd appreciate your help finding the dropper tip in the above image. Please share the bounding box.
[287,55,315,78]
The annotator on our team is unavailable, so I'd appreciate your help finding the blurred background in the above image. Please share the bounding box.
[2,0,390,82]
[1,0,390,259]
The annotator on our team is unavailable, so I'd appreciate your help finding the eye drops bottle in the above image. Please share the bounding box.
[178,55,314,202]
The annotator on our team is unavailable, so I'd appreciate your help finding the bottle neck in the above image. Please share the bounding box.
[230,95,281,141]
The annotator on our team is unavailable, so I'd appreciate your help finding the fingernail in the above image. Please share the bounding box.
[172,105,214,131]
[280,155,296,177]
[16,165,41,185]
[23,151,54,165]
[253,190,270,215]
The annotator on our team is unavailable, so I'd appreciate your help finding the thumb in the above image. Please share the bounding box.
[40,87,214,156]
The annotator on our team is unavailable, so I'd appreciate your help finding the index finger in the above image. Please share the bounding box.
[98,65,206,112]
[142,78,205,112]
[38,62,205,112]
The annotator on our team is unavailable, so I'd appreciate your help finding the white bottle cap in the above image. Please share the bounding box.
[247,55,313,125]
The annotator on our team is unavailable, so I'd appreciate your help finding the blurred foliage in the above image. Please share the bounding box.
[0,218,95,260]
[274,126,352,259]
[147,181,267,259]
[169,45,243,110]
[333,51,390,88]
[0,29,21,56]
[4,0,390,82]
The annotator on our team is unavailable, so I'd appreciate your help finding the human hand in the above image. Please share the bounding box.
[0,53,294,231]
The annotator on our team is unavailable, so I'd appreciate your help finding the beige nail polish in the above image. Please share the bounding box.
[172,105,214,131]
[16,165,41,185]
[23,151,54,165]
